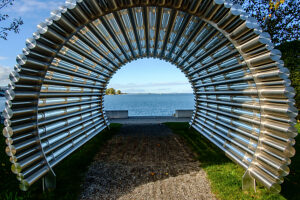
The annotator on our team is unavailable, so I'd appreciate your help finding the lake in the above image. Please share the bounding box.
[104,93,195,116]
[0,93,195,116]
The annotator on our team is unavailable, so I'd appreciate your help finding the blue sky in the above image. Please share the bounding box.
[0,0,192,93]
[109,59,192,93]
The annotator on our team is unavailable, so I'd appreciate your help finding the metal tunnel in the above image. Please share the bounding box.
[2,0,298,193]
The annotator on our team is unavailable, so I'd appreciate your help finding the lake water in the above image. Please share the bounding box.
[104,93,195,116]
[0,93,195,116]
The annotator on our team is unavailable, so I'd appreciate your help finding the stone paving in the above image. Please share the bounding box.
[80,124,217,200]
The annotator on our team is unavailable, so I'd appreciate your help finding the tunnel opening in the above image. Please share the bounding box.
[104,58,194,117]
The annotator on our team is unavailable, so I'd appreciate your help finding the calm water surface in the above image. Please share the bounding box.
[104,93,195,116]
[0,94,195,116]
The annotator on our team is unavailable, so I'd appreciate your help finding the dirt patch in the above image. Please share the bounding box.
[80,124,217,200]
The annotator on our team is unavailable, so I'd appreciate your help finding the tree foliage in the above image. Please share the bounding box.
[232,0,299,45]
[105,88,116,95]
[106,88,122,95]
[0,0,23,40]
[277,41,300,116]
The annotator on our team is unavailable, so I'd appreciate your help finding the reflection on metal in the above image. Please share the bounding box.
[42,172,56,192]
[2,0,297,193]
[243,170,256,192]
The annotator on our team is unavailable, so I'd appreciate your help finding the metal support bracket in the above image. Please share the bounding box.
[242,170,256,192]
[42,172,56,192]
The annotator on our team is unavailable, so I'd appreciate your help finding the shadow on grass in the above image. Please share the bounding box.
[164,122,229,166]
[0,123,122,200]
[164,122,299,200]
[281,123,300,200]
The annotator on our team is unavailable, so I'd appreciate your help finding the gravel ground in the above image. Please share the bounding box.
[80,124,217,200]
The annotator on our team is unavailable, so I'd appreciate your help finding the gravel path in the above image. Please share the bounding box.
[80,124,217,200]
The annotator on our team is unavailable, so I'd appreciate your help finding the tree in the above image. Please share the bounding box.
[116,90,121,95]
[277,41,300,118]
[231,0,299,45]
[0,0,23,40]
[105,88,116,95]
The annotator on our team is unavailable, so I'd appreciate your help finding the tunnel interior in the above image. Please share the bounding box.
[2,0,298,193]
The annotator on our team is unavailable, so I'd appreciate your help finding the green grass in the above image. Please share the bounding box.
[1,122,299,200]
[0,123,122,200]
[165,122,300,200]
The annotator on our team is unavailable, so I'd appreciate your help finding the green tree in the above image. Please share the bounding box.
[277,41,300,118]
[105,88,116,95]
[0,0,23,40]
[232,0,299,44]
[116,90,121,95]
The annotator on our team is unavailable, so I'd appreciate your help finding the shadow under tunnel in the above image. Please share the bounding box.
[80,124,218,200]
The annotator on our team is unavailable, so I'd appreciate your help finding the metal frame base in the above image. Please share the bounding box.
[42,172,56,192]
[242,170,256,192]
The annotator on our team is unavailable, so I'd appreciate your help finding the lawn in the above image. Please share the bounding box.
[165,122,300,200]
[0,123,122,200]
[1,122,299,200]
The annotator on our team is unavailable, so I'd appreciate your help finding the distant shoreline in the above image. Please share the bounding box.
[0,93,194,98]
[118,93,193,95]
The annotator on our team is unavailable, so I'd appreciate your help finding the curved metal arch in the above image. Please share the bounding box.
[2,0,298,193]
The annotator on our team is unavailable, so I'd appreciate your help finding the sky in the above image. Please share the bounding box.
[0,0,193,93]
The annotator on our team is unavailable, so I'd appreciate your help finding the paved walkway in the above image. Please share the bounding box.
[80,124,216,200]
[109,116,191,124]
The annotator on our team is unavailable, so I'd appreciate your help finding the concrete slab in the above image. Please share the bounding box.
[175,110,193,118]
[105,110,128,118]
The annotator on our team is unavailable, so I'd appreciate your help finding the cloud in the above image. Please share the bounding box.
[110,82,191,88]
[0,56,8,61]
[109,81,193,93]
[4,0,63,15]
[0,66,13,86]
[121,88,146,93]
